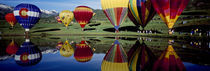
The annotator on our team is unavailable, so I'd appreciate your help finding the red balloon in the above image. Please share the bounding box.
[74,40,93,62]
[5,13,17,27]
[73,6,93,29]
[6,40,19,55]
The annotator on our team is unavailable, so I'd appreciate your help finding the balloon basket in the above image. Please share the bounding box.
[115,30,119,33]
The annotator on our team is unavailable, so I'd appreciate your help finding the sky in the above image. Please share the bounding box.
[0,0,101,12]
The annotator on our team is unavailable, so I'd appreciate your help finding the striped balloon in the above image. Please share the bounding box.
[128,41,155,71]
[15,39,42,66]
[101,40,129,71]
[152,45,186,71]
[151,0,189,34]
[74,40,93,62]
[73,6,93,30]
[13,3,41,32]
[128,0,155,29]
[101,0,129,32]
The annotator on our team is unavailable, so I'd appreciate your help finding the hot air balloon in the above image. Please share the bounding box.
[15,39,42,66]
[101,40,129,71]
[5,13,17,29]
[73,6,94,31]
[6,40,19,55]
[151,0,189,34]
[152,45,186,71]
[128,0,156,30]
[13,3,41,34]
[128,41,156,71]
[59,10,74,28]
[60,40,74,57]
[56,41,63,49]
[101,0,129,33]
[55,16,62,24]
[74,40,93,62]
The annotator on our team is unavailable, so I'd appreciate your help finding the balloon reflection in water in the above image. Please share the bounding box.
[101,40,129,71]
[128,41,156,71]
[74,40,93,62]
[6,40,19,55]
[152,45,186,71]
[60,40,74,57]
[15,39,42,66]
[56,41,63,49]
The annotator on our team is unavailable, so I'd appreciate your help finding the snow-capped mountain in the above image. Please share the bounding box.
[41,9,59,18]
[0,4,13,19]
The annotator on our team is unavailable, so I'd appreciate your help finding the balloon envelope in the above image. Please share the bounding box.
[128,41,156,71]
[101,0,129,32]
[5,13,17,27]
[15,40,42,66]
[152,45,186,71]
[56,41,63,49]
[13,3,41,31]
[55,16,62,24]
[60,40,74,57]
[73,6,93,29]
[151,0,189,29]
[101,40,129,71]
[59,10,74,27]
[74,40,93,62]
[128,0,155,29]
[6,40,19,55]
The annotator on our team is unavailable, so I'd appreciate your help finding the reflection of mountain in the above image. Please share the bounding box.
[74,40,93,62]
[128,41,156,71]
[153,45,186,71]
[101,40,129,71]
[59,40,74,57]
[14,39,42,66]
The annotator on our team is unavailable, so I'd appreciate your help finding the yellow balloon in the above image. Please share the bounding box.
[60,40,74,57]
[59,10,74,27]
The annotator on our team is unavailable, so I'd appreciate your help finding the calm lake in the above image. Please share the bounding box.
[0,36,210,71]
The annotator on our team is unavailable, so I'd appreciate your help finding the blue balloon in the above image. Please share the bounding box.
[15,40,42,66]
[13,3,41,31]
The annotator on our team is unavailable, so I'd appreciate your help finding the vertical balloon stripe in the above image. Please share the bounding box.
[129,0,155,28]
[151,0,189,29]
[74,6,93,29]
[101,0,129,31]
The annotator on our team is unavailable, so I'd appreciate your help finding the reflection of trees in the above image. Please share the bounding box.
[153,45,186,71]
[101,40,129,71]
[128,40,156,71]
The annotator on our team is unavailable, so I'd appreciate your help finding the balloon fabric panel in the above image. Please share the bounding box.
[13,3,41,30]
[128,0,155,28]
[151,0,189,29]
[5,13,17,27]
[74,6,93,28]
